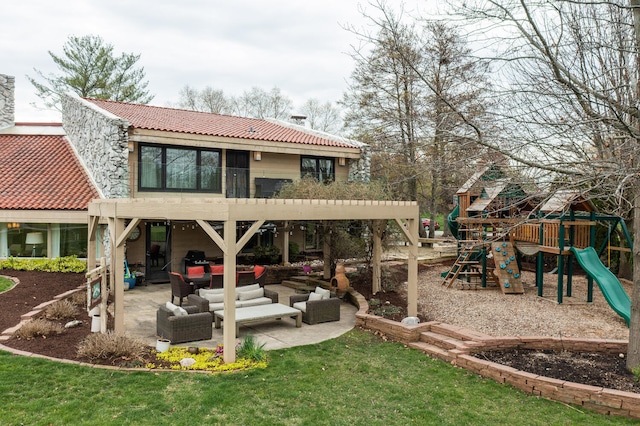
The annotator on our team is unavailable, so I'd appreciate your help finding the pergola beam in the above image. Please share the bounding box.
[87,198,419,363]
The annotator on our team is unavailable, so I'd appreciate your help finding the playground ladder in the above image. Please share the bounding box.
[441,246,483,288]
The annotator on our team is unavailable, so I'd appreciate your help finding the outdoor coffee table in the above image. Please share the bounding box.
[213,304,302,334]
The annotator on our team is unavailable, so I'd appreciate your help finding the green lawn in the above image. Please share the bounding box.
[1,329,635,425]
[0,276,14,293]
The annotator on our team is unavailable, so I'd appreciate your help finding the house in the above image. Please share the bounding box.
[0,74,100,259]
[0,74,420,361]
[59,93,371,281]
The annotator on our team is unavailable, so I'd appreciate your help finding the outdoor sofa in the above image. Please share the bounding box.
[187,283,278,315]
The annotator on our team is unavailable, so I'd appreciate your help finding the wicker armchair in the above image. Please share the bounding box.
[169,272,193,306]
[289,292,340,325]
[156,304,212,344]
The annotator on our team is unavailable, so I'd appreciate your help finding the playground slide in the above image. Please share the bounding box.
[570,247,630,327]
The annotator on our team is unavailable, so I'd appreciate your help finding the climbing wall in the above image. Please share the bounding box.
[491,242,524,294]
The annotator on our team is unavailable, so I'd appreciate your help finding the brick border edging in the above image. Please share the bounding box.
[0,284,87,339]
[347,283,640,419]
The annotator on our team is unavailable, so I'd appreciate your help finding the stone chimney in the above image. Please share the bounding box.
[0,74,15,129]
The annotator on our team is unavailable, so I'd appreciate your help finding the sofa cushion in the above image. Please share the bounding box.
[309,291,324,301]
[187,265,205,277]
[238,287,264,301]
[199,288,224,296]
[237,283,261,293]
[165,301,188,316]
[238,296,272,307]
[211,265,224,274]
[202,292,224,303]
[292,301,307,312]
[315,287,331,300]
[209,302,225,312]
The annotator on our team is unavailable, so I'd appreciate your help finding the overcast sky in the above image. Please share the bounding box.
[2,0,429,122]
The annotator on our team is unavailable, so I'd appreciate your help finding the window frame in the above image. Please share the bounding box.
[300,156,335,183]
[138,143,222,193]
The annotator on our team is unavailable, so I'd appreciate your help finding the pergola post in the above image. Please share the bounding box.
[407,218,419,317]
[113,217,126,333]
[223,219,237,363]
[372,220,383,294]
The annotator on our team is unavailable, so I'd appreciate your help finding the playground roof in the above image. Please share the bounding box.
[540,190,595,214]
[467,180,509,212]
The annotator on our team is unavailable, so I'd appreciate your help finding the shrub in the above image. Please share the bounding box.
[0,256,86,273]
[15,319,64,340]
[69,291,87,308]
[77,331,147,363]
[236,335,267,362]
[44,299,77,320]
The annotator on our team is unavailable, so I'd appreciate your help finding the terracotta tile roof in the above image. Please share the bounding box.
[85,98,356,148]
[0,134,100,210]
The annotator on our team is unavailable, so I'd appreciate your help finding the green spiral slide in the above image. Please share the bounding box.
[570,247,630,327]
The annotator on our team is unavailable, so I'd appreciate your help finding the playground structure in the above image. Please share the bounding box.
[443,164,633,325]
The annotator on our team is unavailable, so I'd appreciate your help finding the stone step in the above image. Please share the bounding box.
[430,322,493,342]
[420,331,469,351]
[407,341,455,363]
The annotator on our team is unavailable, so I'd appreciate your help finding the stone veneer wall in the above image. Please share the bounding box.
[0,74,15,129]
[348,144,371,183]
[61,94,130,198]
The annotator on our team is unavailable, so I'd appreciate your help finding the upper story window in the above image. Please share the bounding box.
[301,156,335,183]
[139,144,222,192]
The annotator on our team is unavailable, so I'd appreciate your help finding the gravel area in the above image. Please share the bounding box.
[417,264,630,340]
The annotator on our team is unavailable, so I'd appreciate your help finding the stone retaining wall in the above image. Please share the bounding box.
[350,287,640,420]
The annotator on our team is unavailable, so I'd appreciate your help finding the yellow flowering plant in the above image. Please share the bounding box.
[146,344,267,373]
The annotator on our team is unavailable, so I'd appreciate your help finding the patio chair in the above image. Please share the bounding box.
[156,303,212,344]
[169,272,193,306]
[289,288,340,325]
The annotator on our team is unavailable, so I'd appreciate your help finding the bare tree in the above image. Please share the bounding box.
[177,85,229,113]
[229,86,293,119]
[299,98,343,134]
[448,0,640,369]
[343,2,492,237]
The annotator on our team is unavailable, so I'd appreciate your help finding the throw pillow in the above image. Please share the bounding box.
[315,286,331,300]
[238,288,264,301]
[187,266,205,277]
[211,265,224,274]
[308,291,323,301]
[253,265,265,278]
[165,301,188,316]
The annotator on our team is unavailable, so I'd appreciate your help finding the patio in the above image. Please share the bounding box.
[123,283,357,350]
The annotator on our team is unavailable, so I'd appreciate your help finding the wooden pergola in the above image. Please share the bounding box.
[87,198,419,362]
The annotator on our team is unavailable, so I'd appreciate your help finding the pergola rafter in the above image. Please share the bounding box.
[87,198,419,362]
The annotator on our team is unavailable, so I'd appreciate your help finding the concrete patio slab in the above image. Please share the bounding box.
[123,283,357,351]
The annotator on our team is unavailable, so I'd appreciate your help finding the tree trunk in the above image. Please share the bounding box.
[627,0,640,370]
[627,189,640,369]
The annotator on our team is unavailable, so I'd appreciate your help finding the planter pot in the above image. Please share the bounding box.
[156,338,171,353]
[90,315,101,333]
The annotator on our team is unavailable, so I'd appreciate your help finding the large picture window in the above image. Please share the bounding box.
[139,144,222,192]
[301,156,335,183]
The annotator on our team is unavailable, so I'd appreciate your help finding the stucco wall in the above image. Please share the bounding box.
[61,94,130,198]
[0,74,15,129]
